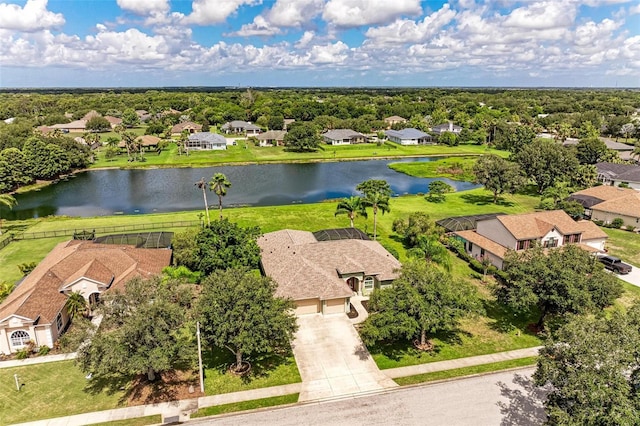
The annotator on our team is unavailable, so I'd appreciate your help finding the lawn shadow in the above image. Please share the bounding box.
[482,299,538,336]
[83,373,132,398]
[203,346,294,385]
[497,373,549,425]
[460,193,514,207]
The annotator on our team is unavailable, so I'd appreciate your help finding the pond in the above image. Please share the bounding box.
[4,157,479,219]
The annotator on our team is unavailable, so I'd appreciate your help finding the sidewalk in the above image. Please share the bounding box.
[0,352,76,369]
[383,346,542,379]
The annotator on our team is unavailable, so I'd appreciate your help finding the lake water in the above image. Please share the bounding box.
[4,157,479,219]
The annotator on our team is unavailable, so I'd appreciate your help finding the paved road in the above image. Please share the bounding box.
[189,367,548,426]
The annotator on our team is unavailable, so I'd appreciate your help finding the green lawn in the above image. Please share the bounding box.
[389,156,478,182]
[0,361,125,425]
[191,394,299,418]
[91,415,161,426]
[203,347,301,395]
[393,357,538,386]
[603,227,640,266]
[90,142,508,169]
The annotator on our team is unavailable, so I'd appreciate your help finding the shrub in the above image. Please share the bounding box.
[611,218,624,229]
[58,318,96,352]
[15,349,28,359]
[592,219,604,226]
[38,345,50,356]
[381,243,400,260]
[17,262,37,276]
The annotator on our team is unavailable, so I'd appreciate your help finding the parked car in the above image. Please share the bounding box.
[598,255,632,274]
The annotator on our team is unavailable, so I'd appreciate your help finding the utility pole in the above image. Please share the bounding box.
[197,321,204,393]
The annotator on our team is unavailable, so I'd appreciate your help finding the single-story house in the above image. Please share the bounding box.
[385,128,433,145]
[0,240,172,354]
[51,120,87,132]
[104,116,122,128]
[135,110,152,122]
[431,122,463,135]
[221,120,262,136]
[75,137,101,150]
[257,130,287,147]
[569,185,640,229]
[595,162,640,190]
[258,229,401,316]
[119,135,161,151]
[384,116,407,128]
[171,121,202,136]
[187,132,227,150]
[322,129,367,145]
[82,110,101,121]
[562,139,636,161]
[453,210,607,269]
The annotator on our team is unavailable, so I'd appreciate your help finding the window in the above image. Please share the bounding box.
[544,238,558,248]
[10,330,30,347]
[480,248,485,257]
[363,277,374,291]
[56,313,63,331]
[516,240,529,250]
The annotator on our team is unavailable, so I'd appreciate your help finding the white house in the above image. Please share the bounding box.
[187,132,227,150]
[385,128,433,145]
[431,122,463,135]
[221,120,262,136]
[322,129,367,145]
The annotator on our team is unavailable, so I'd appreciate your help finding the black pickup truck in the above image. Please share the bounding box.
[598,255,633,274]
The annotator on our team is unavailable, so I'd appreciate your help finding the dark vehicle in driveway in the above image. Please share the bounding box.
[598,255,632,274]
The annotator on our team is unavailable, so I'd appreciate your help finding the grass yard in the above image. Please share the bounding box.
[191,394,299,418]
[203,347,301,396]
[0,361,124,425]
[91,415,162,426]
[603,227,640,266]
[393,357,538,386]
[388,156,478,182]
[90,142,507,169]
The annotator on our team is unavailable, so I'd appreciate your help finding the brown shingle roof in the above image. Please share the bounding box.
[592,192,640,218]
[171,122,202,134]
[574,220,608,241]
[454,230,507,259]
[572,185,637,202]
[0,241,171,325]
[495,210,583,240]
[258,230,401,301]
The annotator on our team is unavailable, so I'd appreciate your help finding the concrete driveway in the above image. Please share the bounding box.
[617,262,640,288]
[292,314,397,402]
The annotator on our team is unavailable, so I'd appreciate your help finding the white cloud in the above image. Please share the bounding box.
[0,0,64,32]
[116,0,169,15]
[308,41,350,64]
[365,4,456,44]
[182,0,261,25]
[503,1,577,29]
[229,15,282,37]
[323,0,422,28]
[629,3,640,14]
[267,0,324,27]
[296,31,315,48]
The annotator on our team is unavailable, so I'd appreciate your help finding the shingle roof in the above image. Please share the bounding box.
[454,230,507,259]
[596,162,640,182]
[171,121,202,133]
[0,241,172,325]
[258,230,401,301]
[494,210,584,240]
[322,129,364,140]
[591,192,640,218]
[384,116,407,122]
[257,130,287,140]
[222,120,261,131]
[385,128,429,140]
[574,220,608,241]
[571,185,637,202]
[135,135,161,146]
[188,132,227,144]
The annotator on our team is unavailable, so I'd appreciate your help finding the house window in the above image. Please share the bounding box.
[10,330,30,347]
[516,240,529,250]
[544,238,558,248]
[363,277,374,291]
[480,248,485,257]
[56,313,63,331]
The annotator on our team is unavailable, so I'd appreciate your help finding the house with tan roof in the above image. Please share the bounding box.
[384,116,407,128]
[258,229,401,316]
[221,120,262,136]
[0,240,171,354]
[453,210,607,269]
[569,185,640,229]
[257,130,287,147]
[171,121,203,136]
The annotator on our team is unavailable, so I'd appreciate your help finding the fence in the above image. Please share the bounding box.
[0,234,13,250]
[10,220,200,242]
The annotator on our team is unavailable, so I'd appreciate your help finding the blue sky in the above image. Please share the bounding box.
[0,0,638,88]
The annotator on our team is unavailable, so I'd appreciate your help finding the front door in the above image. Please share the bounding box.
[347,277,358,293]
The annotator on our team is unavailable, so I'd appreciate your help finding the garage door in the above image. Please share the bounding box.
[295,298,320,315]
[323,298,347,315]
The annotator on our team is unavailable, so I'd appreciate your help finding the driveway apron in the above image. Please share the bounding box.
[291,314,397,402]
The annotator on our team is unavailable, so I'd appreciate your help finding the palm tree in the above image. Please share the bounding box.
[334,196,367,228]
[209,173,231,220]
[362,192,390,241]
[408,235,452,272]
[65,291,88,319]
[0,194,17,235]
[195,178,211,225]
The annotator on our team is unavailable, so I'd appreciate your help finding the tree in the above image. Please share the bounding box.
[198,268,297,372]
[534,306,640,424]
[408,235,452,272]
[575,137,609,164]
[85,116,111,132]
[173,219,261,276]
[512,139,580,193]
[360,262,480,350]
[65,291,88,319]
[121,109,139,128]
[438,131,458,146]
[392,212,440,248]
[334,196,367,228]
[357,179,392,241]
[77,277,196,382]
[195,177,211,225]
[209,173,231,220]
[0,193,17,235]
[283,122,321,152]
[577,120,599,139]
[427,180,454,202]
[495,244,622,328]
[473,155,525,203]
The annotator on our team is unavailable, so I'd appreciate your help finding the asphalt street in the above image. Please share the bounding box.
[189,367,548,426]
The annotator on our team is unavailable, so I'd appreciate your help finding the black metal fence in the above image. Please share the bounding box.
[0,234,13,250]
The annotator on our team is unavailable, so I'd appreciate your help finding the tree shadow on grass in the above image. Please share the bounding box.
[460,193,514,207]
[203,346,294,385]
[482,299,538,336]
[497,373,549,425]
[367,328,470,363]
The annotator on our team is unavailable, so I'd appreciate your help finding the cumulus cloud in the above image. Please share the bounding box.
[229,0,322,37]
[365,4,456,44]
[503,1,577,29]
[0,0,64,32]
[116,0,169,16]
[182,0,261,25]
[229,15,282,37]
[323,0,422,28]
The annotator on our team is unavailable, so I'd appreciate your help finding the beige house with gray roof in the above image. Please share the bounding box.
[258,229,401,315]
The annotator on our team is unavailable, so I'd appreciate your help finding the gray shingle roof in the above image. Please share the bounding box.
[596,162,640,182]
[188,132,226,144]
[322,129,364,140]
[385,128,429,139]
